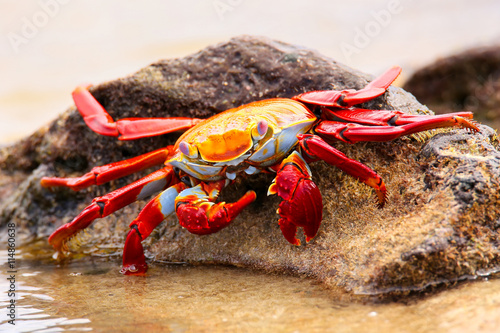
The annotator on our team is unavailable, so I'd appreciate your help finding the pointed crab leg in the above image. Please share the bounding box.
[48,166,179,254]
[268,151,322,246]
[316,110,479,143]
[298,134,387,208]
[72,85,204,140]
[292,66,401,107]
[41,146,175,191]
[123,180,257,275]
[175,180,257,235]
[121,182,188,275]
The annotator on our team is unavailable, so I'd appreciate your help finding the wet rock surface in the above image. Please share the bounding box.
[1,36,499,296]
[404,45,500,130]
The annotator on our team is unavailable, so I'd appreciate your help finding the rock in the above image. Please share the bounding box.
[1,36,499,296]
[404,45,500,130]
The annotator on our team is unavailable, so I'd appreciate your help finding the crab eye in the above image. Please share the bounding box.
[179,141,198,159]
[252,120,269,141]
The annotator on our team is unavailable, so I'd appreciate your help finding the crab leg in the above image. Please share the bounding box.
[298,134,387,208]
[293,66,401,107]
[72,86,204,140]
[324,108,475,126]
[122,182,188,275]
[316,110,479,143]
[41,146,175,191]
[268,151,322,245]
[121,180,256,275]
[48,165,179,254]
[175,181,257,235]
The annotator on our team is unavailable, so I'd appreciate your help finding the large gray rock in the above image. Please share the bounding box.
[1,36,499,295]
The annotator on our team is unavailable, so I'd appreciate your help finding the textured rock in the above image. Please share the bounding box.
[404,45,500,130]
[1,36,499,296]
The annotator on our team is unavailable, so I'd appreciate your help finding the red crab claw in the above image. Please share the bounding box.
[175,181,257,235]
[292,66,401,108]
[268,151,322,245]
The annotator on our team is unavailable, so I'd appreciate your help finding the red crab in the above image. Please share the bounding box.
[41,66,479,275]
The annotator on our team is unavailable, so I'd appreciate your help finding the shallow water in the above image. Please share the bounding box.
[1,242,500,333]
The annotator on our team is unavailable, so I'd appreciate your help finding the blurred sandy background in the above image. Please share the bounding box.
[1,0,499,144]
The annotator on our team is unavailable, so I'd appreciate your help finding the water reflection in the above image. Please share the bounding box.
[0,259,92,332]
[1,244,500,332]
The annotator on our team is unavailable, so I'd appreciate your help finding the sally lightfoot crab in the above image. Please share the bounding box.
[41,66,479,275]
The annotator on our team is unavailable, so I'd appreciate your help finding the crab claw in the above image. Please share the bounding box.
[268,151,322,245]
[175,181,256,235]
